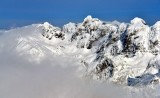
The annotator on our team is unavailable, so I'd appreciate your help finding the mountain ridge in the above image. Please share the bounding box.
[40,15,160,86]
[1,15,160,86]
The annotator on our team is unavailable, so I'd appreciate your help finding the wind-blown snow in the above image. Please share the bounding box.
[1,16,160,98]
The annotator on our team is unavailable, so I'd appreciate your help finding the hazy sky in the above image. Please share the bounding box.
[0,0,160,29]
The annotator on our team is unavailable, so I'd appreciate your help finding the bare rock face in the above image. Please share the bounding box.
[40,16,160,86]
[95,58,114,79]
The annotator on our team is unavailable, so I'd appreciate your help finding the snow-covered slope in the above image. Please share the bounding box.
[1,16,160,86]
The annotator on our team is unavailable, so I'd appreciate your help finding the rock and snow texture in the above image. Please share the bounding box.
[1,16,160,87]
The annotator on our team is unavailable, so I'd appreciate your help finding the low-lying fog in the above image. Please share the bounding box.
[0,51,159,98]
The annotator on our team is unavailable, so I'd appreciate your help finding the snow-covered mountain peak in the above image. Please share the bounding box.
[36,17,160,86]
[84,15,92,21]
[131,17,146,26]
[81,15,102,30]
[153,21,160,31]
[1,16,160,86]
[43,22,53,28]
[39,22,64,40]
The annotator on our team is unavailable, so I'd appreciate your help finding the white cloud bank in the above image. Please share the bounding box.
[0,48,159,98]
